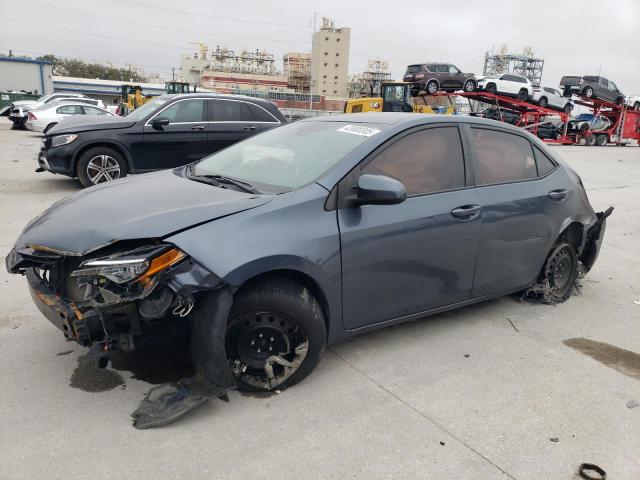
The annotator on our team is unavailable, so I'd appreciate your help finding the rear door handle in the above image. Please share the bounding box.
[244,125,256,131]
[548,189,568,201]
[451,205,481,220]
[191,125,205,131]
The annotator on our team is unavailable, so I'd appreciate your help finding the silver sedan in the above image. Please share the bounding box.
[531,87,574,113]
[25,102,114,133]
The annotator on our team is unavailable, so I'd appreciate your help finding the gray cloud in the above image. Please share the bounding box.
[1,0,638,94]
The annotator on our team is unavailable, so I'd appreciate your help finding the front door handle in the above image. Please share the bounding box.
[548,189,568,201]
[451,205,481,220]
[244,125,256,131]
[191,125,205,131]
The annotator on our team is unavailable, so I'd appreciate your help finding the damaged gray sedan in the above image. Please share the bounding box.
[6,113,611,428]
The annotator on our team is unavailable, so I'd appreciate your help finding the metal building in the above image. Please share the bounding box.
[0,56,54,94]
[483,47,544,87]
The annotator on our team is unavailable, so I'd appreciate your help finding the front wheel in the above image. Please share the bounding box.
[538,96,548,108]
[583,86,594,98]
[486,83,497,95]
[517,89,529,101]
[563,103,573,114]
[225,279,326,392]
[76,147,128,187]
[426,80,438,95]
[463,79,476,92]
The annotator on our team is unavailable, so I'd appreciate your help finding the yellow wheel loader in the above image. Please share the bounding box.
[344,82,455,115]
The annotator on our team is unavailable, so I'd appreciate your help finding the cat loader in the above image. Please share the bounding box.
[344,82,455,115]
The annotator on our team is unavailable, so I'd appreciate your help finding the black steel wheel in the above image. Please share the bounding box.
[426,80,438,95]
[583,86,594,98]
[225,279,326,391]
[486,83,497,95]
[543,243,579,302]
[538,96,548,108]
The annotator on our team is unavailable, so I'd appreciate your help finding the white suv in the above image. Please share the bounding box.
[477,74,533,101]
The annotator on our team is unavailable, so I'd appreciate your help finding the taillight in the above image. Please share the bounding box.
[28,112,37,120]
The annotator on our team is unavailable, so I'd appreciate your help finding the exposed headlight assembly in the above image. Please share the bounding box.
[71,246,186,284]
[50,134,78,147]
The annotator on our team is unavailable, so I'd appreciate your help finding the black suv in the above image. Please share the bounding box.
[38,93,286,187]
[403,63,477,96]
[560,76,625,104]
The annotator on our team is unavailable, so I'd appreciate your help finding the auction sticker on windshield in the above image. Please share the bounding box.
[337,125,381,137]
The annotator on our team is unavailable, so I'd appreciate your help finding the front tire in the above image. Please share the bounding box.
[486,83,497,95]
[225,279,326,392]
[76,147,127,188]
[518,89,529,101]
[463,79,476,92]
[583,86,594,98]
[538,96,548,108]
[563,103,573,114]
[426,80,438,95]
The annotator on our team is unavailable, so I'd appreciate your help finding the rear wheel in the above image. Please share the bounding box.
[543,243,579,302]
[486,83,497,95]
[583,86,594,98]
[596,134,608,146]
[586,134,597,146]
[426,80,438,95]
[225,279,326,392]
[538,96,548,108]
[76,147,128,187]
[579,123,590,135]
[463,79,476,92]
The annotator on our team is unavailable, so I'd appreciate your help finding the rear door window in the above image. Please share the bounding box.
[436,65,449,73]
[210,99,253,122]
[471,128,537,185]
[361,126,466,196]
[57,105,83,115]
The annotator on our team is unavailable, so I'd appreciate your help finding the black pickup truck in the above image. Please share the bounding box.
[560,75,625,104]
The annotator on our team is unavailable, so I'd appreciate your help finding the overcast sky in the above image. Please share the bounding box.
[1,0,638,94]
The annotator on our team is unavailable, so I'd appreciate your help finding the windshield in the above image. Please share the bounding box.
[124,96,170,121]
[193,121,381,190]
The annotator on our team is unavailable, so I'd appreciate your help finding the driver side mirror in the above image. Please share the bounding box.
[151,117,170,128]
[352,174,407,206]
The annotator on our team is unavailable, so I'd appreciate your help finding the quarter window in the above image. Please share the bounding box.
[471,128,537,185]
[361,127,466,196]
[159,99,205,123]
[533,146,557,176]
[246,103,277,122]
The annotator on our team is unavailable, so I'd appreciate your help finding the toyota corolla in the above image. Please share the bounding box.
[5,113,611,428]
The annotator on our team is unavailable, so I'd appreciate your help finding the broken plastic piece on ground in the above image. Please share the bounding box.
[131,375,230,429]
[578,463,606,480]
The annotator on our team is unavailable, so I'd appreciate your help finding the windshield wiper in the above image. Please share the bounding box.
[187,166,259,194]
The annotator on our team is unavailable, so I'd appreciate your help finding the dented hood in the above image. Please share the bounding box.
[13,169,273,256]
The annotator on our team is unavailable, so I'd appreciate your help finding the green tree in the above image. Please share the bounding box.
[36,54,147,82]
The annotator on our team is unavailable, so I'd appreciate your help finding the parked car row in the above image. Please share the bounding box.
[8,92,110,129]
[37,93,286,187]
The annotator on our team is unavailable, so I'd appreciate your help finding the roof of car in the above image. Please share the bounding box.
[167,92,274,104]
[304,112,536,131]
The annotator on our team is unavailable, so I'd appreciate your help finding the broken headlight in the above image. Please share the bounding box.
[71,246,186,284]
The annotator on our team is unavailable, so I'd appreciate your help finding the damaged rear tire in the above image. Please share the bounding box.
[524,242,579,303]
[225,279,326,392]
